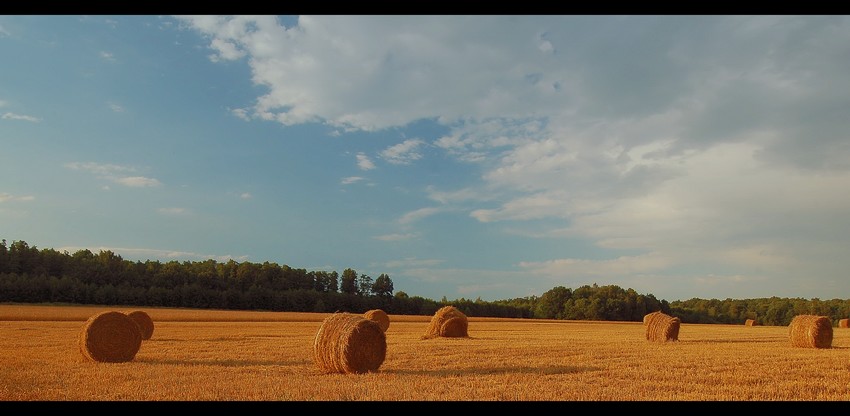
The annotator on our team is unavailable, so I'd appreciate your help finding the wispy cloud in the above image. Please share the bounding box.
[0,24,9,37]
[231,108,250,121]
[356,153,375,171]
[0,193,35,203]
[157,207,188,215]
[382,257,444,268]
[240,192,252,199]
[373,233,418,241]
[0,100,7,107]
[108,102,124,112]
[2,113,41,122]
[380,139,425,165]
[114,177,161,187]
[341,176,365,185]
[99,51,116,62]
[64,162,162,188]
[398,207,441,225]
[57,245,249,263]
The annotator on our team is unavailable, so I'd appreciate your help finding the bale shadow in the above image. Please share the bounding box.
[681,339,781,344]
[383,364,601,376]
[135,358,308,367]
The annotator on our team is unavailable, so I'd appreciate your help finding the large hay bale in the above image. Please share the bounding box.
[79,311,142,363]
[745,319,758,326]
[789,315,832,348]
[643,311,662,326]
[839,319,849,329]
[440,316,468,338]
[125,310,154,340]
[313,313,386,374]
[644,312,680,342]
[363,309,390,333]
[422,305,469,339]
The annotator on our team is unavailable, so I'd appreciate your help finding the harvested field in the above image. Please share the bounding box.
[3,304,850,400]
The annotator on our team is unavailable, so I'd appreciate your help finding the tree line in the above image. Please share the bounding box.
[2,239,848,325]
[0,239,529,317]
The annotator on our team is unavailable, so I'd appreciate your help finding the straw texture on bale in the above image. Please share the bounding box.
[313,313,386,374]
[363,309,390,333]
[643,311,662,326]
[788,315,832,348]
[440,316,468,338]
[125,310,154,340]
[745,319,758,326]
[79,311,142,363]
[422,306,468,339]
[644,312,680,342]
[840,319,849,329]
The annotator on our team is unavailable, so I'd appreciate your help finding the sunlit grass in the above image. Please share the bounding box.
[2,304,849,400]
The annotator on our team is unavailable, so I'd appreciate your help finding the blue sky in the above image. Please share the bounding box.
[3,15,850,302]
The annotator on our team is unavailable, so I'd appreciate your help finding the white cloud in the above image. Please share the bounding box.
[2,112,41,122]
[380,138,424,165]
[0,100,7,107]
[231,107,250,121]
[176,15,578,131]
[0,193,35,203]
[65,162,134,175]
[426,185,494,204]
[100,51,115,62]
[518,252,674,278]
[113,176,161,187]
[356,153,375,171]
[341,176,364,185]
[373,233,418,241]
[240,192,252,199]
[0,25,9,37]
[398,207,441,225]
[178,16,850,300]
[157,207,187,215]
[108,102,124,112]
[64,162,162,188]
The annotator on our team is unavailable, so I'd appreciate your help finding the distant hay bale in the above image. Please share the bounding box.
[440,317,468,338]
[839,319,849,328]
[125,310,154,340]
[313,313,386,374]
[363,309,390,333]
[79,311,142,363]
[422,306,468,339]
[644,312,680,342]
[643,311,662,326]
[789,315,832,348]
[745,319,758,326]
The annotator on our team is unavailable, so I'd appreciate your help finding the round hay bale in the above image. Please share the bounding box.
[644,312,680,342]
[125,310,154,340]
[440,316,468,338]
[79,311,142,363]
[839,319,849,329]
[745,319,758,326]
[313,312,386,374]
[643,311,662,326]
[363,309,390,333]
[422,305,468,339]
[789,315,832,348]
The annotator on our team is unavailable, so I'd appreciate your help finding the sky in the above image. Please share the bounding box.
[2,15,850,303]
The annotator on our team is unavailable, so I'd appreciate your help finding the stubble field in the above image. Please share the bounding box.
[2,304,850,401]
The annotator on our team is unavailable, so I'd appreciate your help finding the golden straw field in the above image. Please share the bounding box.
[2,304,850,401]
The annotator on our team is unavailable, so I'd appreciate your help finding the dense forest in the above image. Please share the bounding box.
[1,239,848,325]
